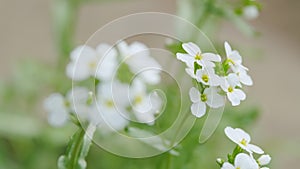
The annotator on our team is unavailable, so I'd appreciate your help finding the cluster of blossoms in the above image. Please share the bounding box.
[217,127,271,169]
[176,41,253,118]
[44,41,163,131]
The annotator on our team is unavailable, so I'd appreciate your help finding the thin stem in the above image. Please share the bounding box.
[69,128,85,169]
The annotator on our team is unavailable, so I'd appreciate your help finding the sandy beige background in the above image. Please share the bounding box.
[1,0,299,168]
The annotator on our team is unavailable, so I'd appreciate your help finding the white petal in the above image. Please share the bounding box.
[182,42,201,56]
[239,73,253,86]
[202,53,221,62]
[191,102,206,118]
[221,162,235,169]
[70,45,96,61]
[48,110,69,127]
[234,89,246,101]
[248,144,264,154]
[225,127,251,144]
[228,51,242,65]
[227,73,241,87]
[130,41,150,57]
[235,153,259,169]
[224,41,232,57]
[258,154,271,166]
[66,62,90,81]
[189,87,200,103]
[176,53,194,68]
[44,93,66,113]
[228,92,241,106]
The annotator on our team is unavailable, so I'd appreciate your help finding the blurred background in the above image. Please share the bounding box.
[0,0,299,168]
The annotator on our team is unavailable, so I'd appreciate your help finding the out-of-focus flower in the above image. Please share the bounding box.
[44,93,69,127]
[243,5,259,20]
[177,42,221,68]
[189,87,225,118]
[221,153,259,169]
[66,44,117,81]
[258,154,271,166]
[129,79,162,125]
[67,87,91,120]
[117,41,161,85]
[225,127,264,154]
[220,74,246,106]
[97,81,129,131]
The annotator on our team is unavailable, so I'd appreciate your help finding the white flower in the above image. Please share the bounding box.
[195,67,221,86]
[243,5,259,20]
[44,93,69,127]
[66,87,91,120]
[225,127,264,154]
[176,42,221,68]
[129,79,162,125]
[189,87,225,118]
[97,81,129,131]
[66,44,117,81]
[224,42,248,72]
[221,153,259,169]
[221,74,246,106]
[258,154,271,166]
[117,41,161,85]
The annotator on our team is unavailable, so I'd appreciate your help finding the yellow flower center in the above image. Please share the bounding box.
[228,86,234,93]
[105,100,114,108]
[202,74,209,83]
[64,101,70,107]
[240,139,247,146]
[201,94,207,102]
[134,95,143,104]
[236,167,241,169]
[194,52,202,60]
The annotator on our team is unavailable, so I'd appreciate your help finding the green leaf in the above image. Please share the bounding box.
[58,125,96,169]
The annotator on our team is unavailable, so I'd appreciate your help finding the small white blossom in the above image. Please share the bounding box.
[177,42,221,68]
[258,154,271,166]
[189,87,225,118]
[224,42,248,72]
[66,44,117,81]
[195,67,221,86]
[44,93,69,127]
[117,41,161,85]
[225,126,264,154]
[221,74,246,106]
[129,79,162,125]
[97,81,129,131]
[67,87,91,120]
[221,153,259,169]
[243,5,259,20]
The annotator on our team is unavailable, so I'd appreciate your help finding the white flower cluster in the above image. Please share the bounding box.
[176,42,253,118]
[218,126,271,169]
[44,41,163,131]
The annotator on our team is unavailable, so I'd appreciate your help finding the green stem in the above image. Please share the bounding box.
[69,128,85,169]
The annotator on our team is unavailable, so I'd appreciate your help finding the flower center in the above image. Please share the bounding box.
[228,86,234,93]
[236,167,241,169]
[202,74,209,83]
[201,94,207,102]
[240,139,247,146]
[105,100,114,108]
[194,52,202,60]
[134,95,143,104]
[64,100,70,107]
